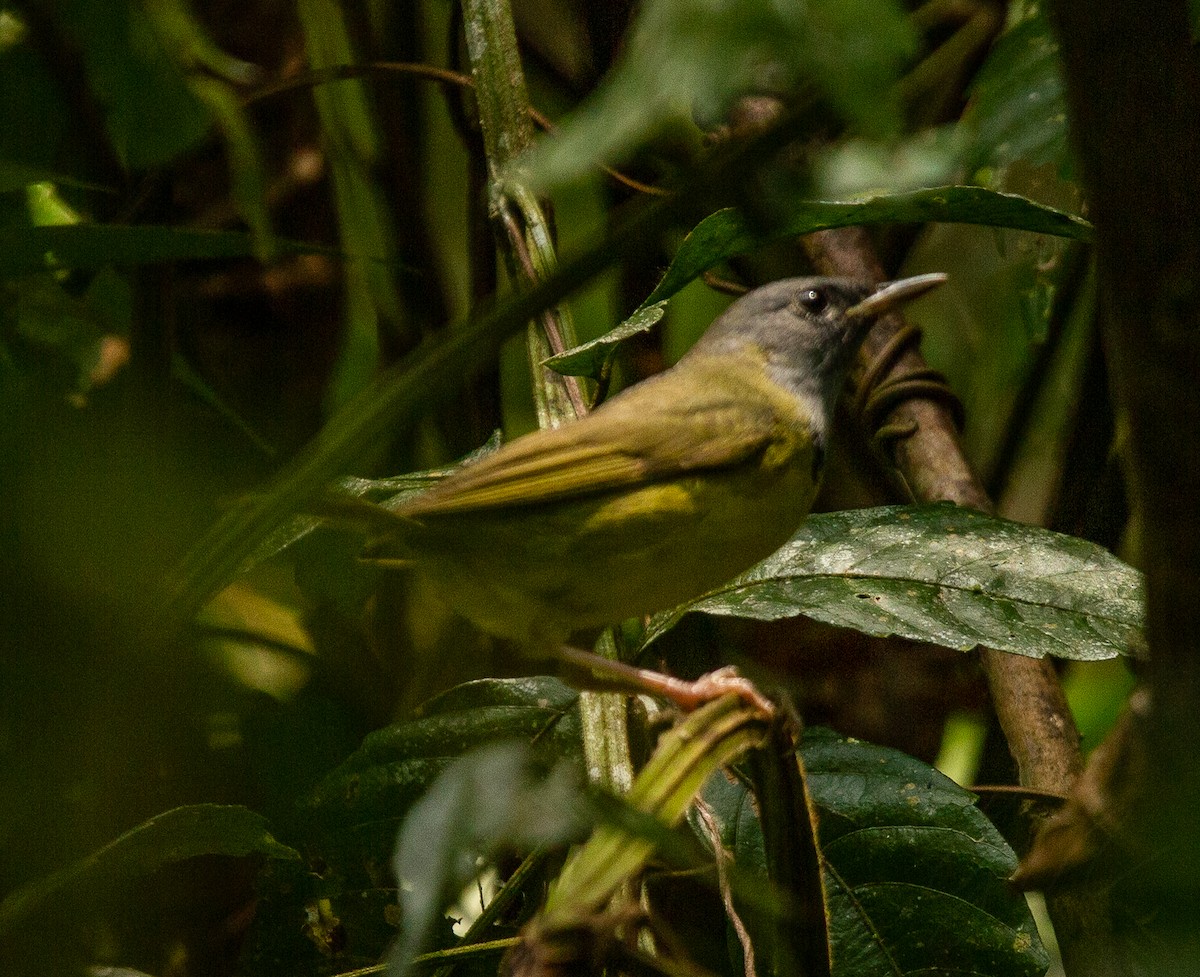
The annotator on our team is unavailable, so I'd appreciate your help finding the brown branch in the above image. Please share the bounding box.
[801,225,1121,976]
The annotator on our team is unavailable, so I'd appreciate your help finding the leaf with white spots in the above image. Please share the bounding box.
[644,503,1143,660]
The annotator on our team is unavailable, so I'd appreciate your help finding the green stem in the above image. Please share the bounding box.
[460,0,630,792]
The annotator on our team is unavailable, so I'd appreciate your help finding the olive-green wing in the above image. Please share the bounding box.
[398,364,785,517]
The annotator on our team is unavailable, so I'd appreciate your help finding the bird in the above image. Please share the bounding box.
[353,274,945,654]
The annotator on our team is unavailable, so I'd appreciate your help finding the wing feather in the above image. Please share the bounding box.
[398,360,787,517]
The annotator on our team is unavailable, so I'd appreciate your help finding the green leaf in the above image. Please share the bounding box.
[9,269,129,392]
[390,742,590,975]
[298,0,407,410]
[523,0,915,189]
[701,729,1047,977]
[191,77,274,261]
[964,10,1071,178]
[0,223,327,275]
[645,187,1092,308]
[55,0,212,169]
[0,805,298,937]
[645,503,1143,661]
[543,301,667,380]
[301,678,583,846]
[0,13,79,191]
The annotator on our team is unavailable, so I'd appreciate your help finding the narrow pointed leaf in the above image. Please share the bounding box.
[543,301,667,381]
[0,805,298,937]
[644,187,1092,308]
[645,503,1143,660]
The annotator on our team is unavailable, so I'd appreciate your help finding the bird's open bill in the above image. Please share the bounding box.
[844,273,948,320]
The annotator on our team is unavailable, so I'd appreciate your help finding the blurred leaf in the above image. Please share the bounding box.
[301,678,583,856]
[198,581,316,700]
[298,0,405,410]
[390,742,589,975]
[10,273,104,353]
[644,503,1143,661]
[544,301,666,380]
[0,805,298,937]
[963,9,1071,178]
[523,0,915,188]
[644,186,1091,308]
[24,181,82,226]
[6,267,130,395]
[132,0,272,254]
[190,77,274,260]
[55,0,212,169]
[248,678,582,975]
[900,169,1088,481]
[0,223,326,274]
[701,729,1047,977]
[144,0,260,86]
[0,10,76,190]
[812,126,965,198]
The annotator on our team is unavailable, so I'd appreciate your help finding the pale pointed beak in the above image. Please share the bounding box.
[845,273,947,319]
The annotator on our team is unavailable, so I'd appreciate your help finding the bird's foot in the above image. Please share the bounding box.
[557,647,773,717]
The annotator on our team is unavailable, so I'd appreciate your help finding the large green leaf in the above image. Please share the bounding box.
[644,187,1090,308]
[0,805,298,937]
[645,503,1143,660]
[964,9,1071,178]
[700,728,1047,977]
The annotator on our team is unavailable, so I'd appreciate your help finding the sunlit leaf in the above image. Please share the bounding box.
[645,503,1143,660]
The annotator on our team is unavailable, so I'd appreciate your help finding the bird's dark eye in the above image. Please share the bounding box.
[798,288,827,313]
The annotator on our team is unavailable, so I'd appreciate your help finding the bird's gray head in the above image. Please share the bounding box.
[687,273,946,437]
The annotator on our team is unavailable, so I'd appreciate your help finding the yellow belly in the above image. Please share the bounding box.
[409,441,819,650]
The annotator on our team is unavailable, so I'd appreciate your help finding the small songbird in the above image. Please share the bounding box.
[362,274,945,652]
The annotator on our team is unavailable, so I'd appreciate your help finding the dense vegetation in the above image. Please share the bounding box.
[2,2,1196,976]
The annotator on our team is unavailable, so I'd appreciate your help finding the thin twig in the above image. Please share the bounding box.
[246,60,669,198]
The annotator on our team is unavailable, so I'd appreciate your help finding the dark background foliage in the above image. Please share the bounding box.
[1,1,1193,976]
